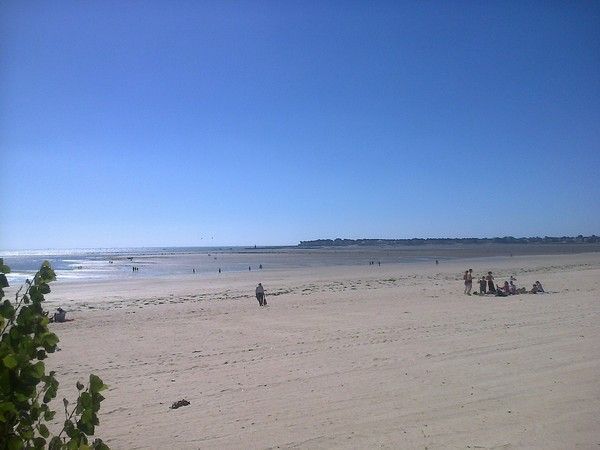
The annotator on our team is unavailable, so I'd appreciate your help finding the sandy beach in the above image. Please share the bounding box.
[24,252,600,449]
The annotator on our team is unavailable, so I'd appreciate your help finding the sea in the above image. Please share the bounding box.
[0,246,441,286]
[3,243,594,286]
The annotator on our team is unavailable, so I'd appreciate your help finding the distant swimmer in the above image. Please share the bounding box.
[259,264,263,270]
[435,260,439,265]
[249,266,251,271]
[218,268,221,274]
[192,268,195,274]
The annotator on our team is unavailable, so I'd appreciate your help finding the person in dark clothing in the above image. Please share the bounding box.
[486,272,496,293]
[255,283,265,306]
[479,276,487,294]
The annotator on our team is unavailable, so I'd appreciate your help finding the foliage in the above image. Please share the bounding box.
[0,259,109,449]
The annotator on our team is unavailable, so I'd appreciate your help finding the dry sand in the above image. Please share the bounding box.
[32,253,600,448]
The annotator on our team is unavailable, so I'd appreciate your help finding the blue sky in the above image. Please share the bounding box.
[1,1,599,249]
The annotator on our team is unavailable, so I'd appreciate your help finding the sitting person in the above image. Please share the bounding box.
[535,281,545,293]
[479,276,487,294]
[495,282,510,297]
[509,280,517,295]
[530,283,539,294]
[53,307,67,323]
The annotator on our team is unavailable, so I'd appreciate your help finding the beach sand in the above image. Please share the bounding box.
[32,252,600,448]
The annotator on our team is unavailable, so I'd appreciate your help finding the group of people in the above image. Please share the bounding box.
[463,269,545,296]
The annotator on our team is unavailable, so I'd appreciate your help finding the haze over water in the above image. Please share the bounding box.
[3,243,598,285]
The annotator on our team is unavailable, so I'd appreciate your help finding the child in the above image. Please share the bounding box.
[479,276,487,294]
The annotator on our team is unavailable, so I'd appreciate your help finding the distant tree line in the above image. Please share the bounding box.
[298,235,599,248]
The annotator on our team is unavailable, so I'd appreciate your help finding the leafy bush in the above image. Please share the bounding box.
[0,259,109,449]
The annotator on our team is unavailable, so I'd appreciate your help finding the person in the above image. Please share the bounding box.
[509,280,517,295]
[535,281,545,293]
[530,281,545,294]
[53,308,67,323]
[218,268,221,274]
[479,276,487,294]
[255,283,265,306]
[435,259,439,265]
[259,264,263,270]
[486,272,496,293]
[500,281,510,295]
[463,269,473,295]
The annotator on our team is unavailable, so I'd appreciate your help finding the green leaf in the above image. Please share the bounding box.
[3,353,18,369]
[80,392,92,409]
[7,436,24,450]
[91,439,110,450]
[89,374,107,393]
[0,299,15,319]
[0,400,18,421]
[0,259,11,274]
[41,332,59,349]
[81,408,93,425]
[29,286,43,303]
[32,361,45,378]
[48,436,63,450]
[43,385,57,403]
[38,262,56,283]
[33,436,46,448]
[38,423,50,438]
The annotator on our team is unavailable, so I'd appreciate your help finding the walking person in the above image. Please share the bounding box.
[255,283,265,306]
[463,269,473,295]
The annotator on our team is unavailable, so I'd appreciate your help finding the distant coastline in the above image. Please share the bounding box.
[298,235,599,248]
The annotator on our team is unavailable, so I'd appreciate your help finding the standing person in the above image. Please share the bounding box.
[463,269,473,295]
[486,272,496,293]
[255,283,265,306]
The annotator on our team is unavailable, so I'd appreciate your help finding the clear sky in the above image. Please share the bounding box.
[1,1,599,249]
